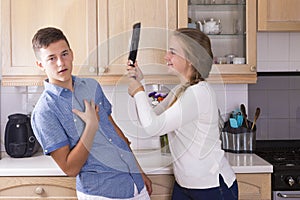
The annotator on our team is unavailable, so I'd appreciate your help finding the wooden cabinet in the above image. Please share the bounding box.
[258,0,300,31]
[0,175,174,200]
[185,0,257,84]
[0,174,271,199]
[236,173,271,200]
[0,177,76,199]
[1,0,256,86]
[1,0,182,86]
[95,0,182,85]
[148,174,174,200]
[1,0,98,85]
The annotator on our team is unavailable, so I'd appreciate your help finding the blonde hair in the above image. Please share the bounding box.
[168,28,213,107]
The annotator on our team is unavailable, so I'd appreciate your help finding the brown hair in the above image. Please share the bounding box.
[32,27,70,59]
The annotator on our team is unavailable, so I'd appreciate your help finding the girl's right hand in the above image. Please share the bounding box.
[127,60,144,82]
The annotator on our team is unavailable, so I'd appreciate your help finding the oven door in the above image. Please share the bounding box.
[274,191,300,200]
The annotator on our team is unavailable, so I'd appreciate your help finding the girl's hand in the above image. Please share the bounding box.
[127,60,144,82]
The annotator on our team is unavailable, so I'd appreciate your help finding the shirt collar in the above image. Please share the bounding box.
[44,76,81,96]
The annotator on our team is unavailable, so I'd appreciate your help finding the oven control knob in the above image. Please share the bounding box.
[286,176,295,186]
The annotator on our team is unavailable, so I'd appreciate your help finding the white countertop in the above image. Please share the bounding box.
[0,150,272,176]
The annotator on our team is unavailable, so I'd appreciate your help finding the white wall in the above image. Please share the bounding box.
[257,32,300,72]
[0,83,247,151]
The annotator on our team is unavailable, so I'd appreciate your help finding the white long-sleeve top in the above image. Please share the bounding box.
[134,81,236,189]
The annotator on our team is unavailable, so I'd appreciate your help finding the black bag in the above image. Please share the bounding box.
[5,113,40,158]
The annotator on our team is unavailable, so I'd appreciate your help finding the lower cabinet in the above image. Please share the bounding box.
[0,173,271,200]
[148,174,175,200]
[0,177,76,199]
[236,173,271,200]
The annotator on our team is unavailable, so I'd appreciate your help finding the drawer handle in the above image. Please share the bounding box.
[35,186,44,195]
[277,193,300,198]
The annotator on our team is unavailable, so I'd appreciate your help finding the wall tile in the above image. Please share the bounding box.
[289,61,300,72]
[290,119,300,139]
[115,120,139,150]
[257,61,269,72]
[113,92,137,121]
[257,32,269,61]
[289,91,300,119]
[0,82,248,151]
[268,119,290,139]
[255,118,269,140]
[268,33,289,61]
[290,33,300,61]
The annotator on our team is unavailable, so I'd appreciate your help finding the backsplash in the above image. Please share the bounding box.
[2,31,300,151]
[257,32,300,72]
[0,83,248,151]
[249,74,300,140]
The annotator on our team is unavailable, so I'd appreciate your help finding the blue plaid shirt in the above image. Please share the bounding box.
[31,76,144,198]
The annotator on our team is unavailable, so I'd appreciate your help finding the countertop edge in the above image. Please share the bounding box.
[0,151,273,176]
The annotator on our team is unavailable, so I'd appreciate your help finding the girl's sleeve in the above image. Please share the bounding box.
[134,87,210,136]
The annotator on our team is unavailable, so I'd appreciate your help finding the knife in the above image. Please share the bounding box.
[128,22,141,66]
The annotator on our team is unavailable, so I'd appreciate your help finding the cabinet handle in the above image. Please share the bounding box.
[89,66,96,73]
[35,186,44,195]
[250,66,257,72]
[98,67,106,73]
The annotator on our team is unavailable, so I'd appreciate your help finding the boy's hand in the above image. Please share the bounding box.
[72,100,99,133]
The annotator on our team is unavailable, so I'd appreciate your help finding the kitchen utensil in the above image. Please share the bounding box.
[221,121,256,153]
[240,104,248,128]
[251,107,260,130]
[229,111,243,128]
[128,22,141,66]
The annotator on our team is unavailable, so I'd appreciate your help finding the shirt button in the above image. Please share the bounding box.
[99,102,102,105]
[109,138,112,142]
[120,154,123,157]
[74,119,77,122]
[64,89,68,92]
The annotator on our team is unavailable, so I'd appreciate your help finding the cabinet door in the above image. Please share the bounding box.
[148,174,175,200]
[98,0,178,77]
[182,0,257,84]
[1,0,97,78]
[258,0,300,31]
[236,173,271,200]
[0,177,76,199]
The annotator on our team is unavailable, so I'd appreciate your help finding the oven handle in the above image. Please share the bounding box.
[278,193,300,198]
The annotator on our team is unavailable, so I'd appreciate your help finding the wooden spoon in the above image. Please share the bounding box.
[251,107,261,130]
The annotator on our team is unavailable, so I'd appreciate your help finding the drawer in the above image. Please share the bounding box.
[0,177,76,199]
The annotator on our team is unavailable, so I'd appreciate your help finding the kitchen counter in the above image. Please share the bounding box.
[0,150,272,176]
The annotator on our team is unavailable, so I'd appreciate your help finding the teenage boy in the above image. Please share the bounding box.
[31,27,152,200]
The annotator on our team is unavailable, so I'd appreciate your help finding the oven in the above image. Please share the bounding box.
[256,140,300,200]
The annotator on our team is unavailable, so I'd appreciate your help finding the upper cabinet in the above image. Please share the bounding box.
[1,0,98,85]
[186,0,257,83]
[96,0,180,84]
[1,0,256,86]
[258,0,300,31]
[1,0,182,86]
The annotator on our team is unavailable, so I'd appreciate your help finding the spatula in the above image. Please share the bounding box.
[251,107,260,131]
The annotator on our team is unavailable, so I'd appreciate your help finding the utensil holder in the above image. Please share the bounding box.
[221,121,256,153]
